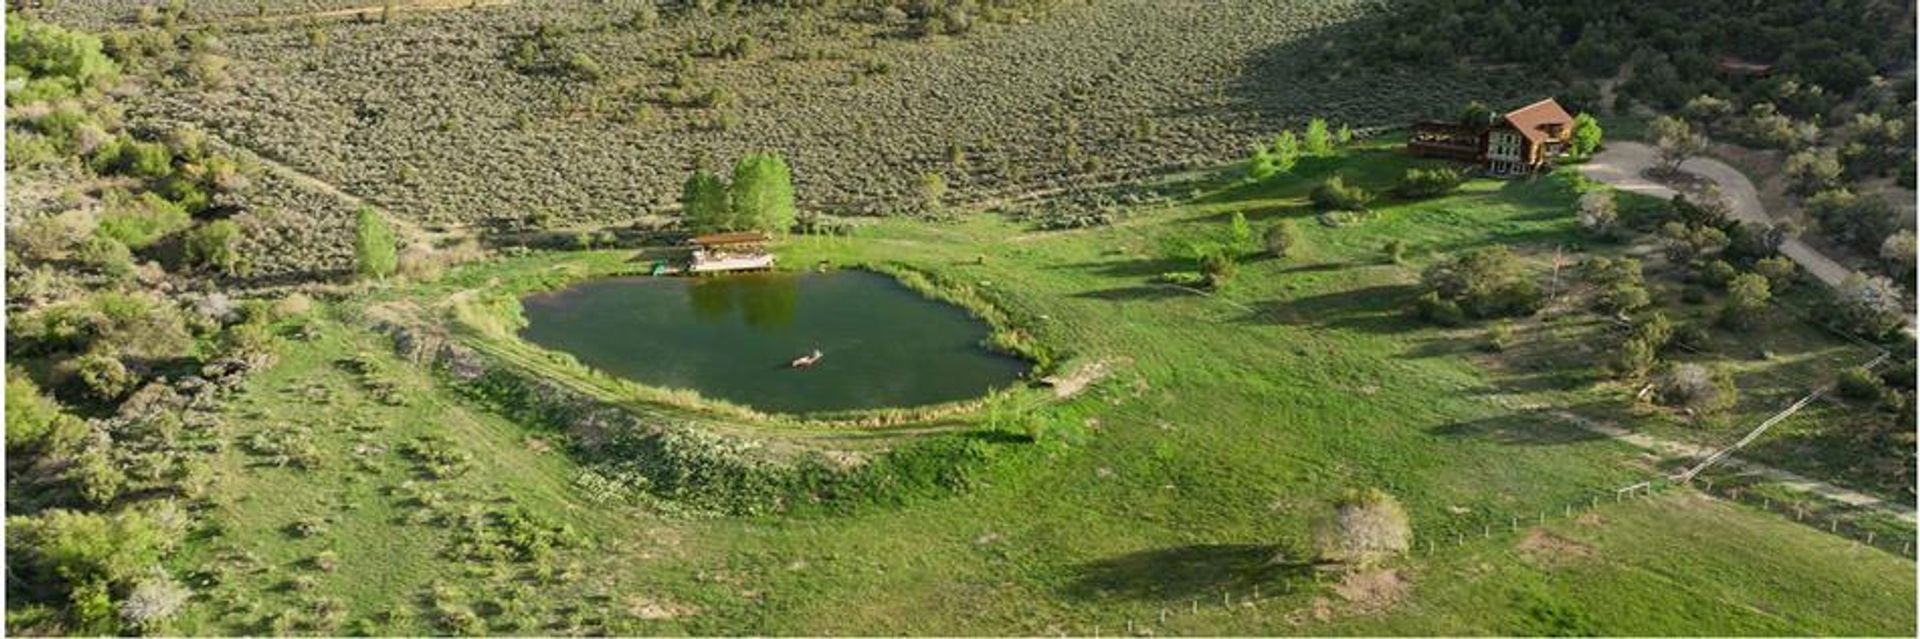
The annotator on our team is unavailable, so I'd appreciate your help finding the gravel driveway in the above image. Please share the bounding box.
[1578,142,1855,287]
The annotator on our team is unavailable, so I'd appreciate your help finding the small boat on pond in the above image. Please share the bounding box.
[790,349,823,368]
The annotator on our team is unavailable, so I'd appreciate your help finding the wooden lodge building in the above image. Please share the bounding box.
[1408,98,1575,177]
[685,231,775,274]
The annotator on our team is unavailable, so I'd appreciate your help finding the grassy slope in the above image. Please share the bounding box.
[170,147,1913,635]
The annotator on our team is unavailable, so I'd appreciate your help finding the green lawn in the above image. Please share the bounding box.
[167,147,1914,635]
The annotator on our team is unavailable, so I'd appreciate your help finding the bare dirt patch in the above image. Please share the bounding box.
[626,595,700,621]
[1516,529,1596,568]
[1331,569,1410,611]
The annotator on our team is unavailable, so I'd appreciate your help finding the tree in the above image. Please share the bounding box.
[1264,220,1298,259]
[73,351,136,401]
[1569,112,1603,156]
[1655,363,1738,415]
[183,219,243,275]
[1650,115,1706,175]
[1754,256,1798,292]
[354,207,397,281]
[1681,95,1734,131]
[1577,190,1618,236]
[1335,123,1354,146]
[1458,101,1494,130]
[1721,273,1771,330]
[1781,147,1843,197]
[1303,118,1332,155]
[1880,230,1915,281]
[1227,211,1253,249]
[729,153,796,233]
[680,169,731,232]
[1316,488,1410,568]
[1835,273,1907,338]
[1270,130,1300,172]
[1420,246,1542,319]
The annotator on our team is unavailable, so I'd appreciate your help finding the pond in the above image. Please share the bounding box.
[517,270,1030,414]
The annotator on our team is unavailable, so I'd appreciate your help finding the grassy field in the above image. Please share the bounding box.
[159,145,1914,635]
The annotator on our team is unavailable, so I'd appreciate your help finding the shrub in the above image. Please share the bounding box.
[94,191,190,250]
[1835,366,1887,402]
[1655,363,1738,415]
[184,220,244,275]
[1393,166,1462,199]
[1610,336,1658,380]
[1263,220,1298,259]
[1382,239,1407,264]
[1576,190,1618,237]
[1195,245,1236,288]
[1315,487,1410,568]
[1311,175,1372,211]
[73,351,137,401]
[118,572,189,633]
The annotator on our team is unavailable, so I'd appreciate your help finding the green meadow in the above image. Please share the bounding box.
[166,146,1914,635]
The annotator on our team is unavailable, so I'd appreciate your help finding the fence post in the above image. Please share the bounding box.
[1830,519,1839,533]
[1866,531,1875,545]
[1511,516,1517,532]
[1484,524,1490,539]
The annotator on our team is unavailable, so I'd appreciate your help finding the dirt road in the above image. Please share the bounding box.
[1578,142,1856,287]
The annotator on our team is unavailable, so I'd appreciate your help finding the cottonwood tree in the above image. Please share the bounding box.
[354,207,397,280]
[1303,118,1332,155]
[730,153,796,233]
[1570,112,1604,156]
[1651,115,1706,175]
[680,169,731,232]
[1316,488,1411,568]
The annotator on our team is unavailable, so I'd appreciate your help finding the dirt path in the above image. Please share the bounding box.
[1535,406,1916,524]
[1578,142,1855,287]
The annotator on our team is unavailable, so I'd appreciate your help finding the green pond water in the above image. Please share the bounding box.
[517,271,1030,413]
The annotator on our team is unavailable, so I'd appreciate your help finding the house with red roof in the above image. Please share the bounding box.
[1408,98,1576,177]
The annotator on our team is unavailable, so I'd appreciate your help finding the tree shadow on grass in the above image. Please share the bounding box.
[1048,256,1192,279]
[1429,409,1609,446]
[1241,283,1421,334]
[1073,285,1196,302]
[1065,544,1314,603]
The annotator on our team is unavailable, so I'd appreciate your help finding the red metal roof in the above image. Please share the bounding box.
[1498,98,1574,145]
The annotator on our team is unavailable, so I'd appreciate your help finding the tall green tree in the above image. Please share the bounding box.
[1570,112,1604,156]
[354,207,397,280]
[680,169,731,232]
[1270,130,1301,172]
[1303,118,1332,155]
[729,153,796,233]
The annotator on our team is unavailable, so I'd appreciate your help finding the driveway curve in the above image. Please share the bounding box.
[1578,142,1854,287]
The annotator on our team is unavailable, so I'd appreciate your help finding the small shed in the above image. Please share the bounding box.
[685,231,775,274]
